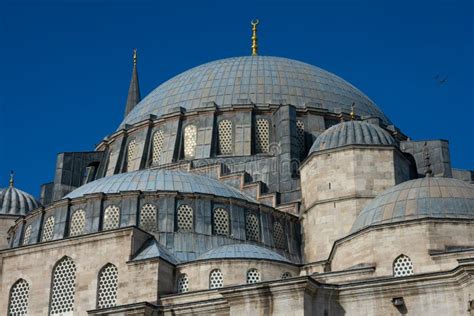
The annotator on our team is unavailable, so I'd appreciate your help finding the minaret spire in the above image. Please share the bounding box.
[251,19,259,56]
[9,170,14,187]
[124,48,141,117]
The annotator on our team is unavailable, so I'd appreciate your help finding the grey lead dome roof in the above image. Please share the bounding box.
[0,186,41,215]
[351,177,474,233]
[197,244,290,263]
[120,56,391,128]
[65,169,255,202]
[309,120,396,153]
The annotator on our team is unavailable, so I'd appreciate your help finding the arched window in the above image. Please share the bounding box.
[183,125,197,159]
[8,279,30,315]
[69,209,86,237]
[139,203,157,232]
[296,120,305,157]
[125,139,137,172]
[97,264,118,309]
[177,204,193,232]
[151,130,165,166]
[209,269,223,289]
[281,272,292,279]
[50,257,76,315]
[23,224,32,246]
[247,268,260,284]
[42,216,55,242]
[245,213,260,242]
[177,273,189,293]
[213,208,230,236]
[393,254,414,277]
[255,118,269,153]
[273,221,286,249]
[103,205,120,231]
[218,120,233,155]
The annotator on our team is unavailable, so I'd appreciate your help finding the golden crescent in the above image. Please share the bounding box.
[251,19,259,26]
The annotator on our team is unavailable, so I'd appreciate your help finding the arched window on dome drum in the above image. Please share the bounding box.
[183,125,197,159]
[218,120,233,155]
[8,279,30,315]
[209,269,223,289]
[69,209,86,237]
[245,213,260,242]
[176,204,194,232]
[41,216,55,242]
[177,273,189,293]
[281,272,292,279]
[124,139,137,172]
[273,221,286,249]
[97,263,118,309]
[139,203,157,232]
[50,257,76,316]
[296,120,305,157]
[103,205,120,231]
[393,254,414,277]
[213,207,230,236]
[151,130,165,166]
[247,268,261,284]
[22,224,32,246]
[255,119,270,153]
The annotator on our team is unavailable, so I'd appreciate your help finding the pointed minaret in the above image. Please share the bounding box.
[124,49,141,117]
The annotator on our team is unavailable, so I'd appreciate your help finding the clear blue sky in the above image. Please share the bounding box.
[0,0,473,197]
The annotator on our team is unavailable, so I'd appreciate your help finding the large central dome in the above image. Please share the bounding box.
[120,56,391,128]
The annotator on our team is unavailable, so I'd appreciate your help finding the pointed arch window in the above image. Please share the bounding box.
[393,254,414,277]
[183,125,197,159]
[8,279,30,315]
[139,203,157,232]
[151,130,165,166]
[218,120,233,155]
[50,257,76,315]
[103,205,120,231]
[41,216,55,242]
[69,209,86,237]
[255,118,269,153]
[97,264,118,309]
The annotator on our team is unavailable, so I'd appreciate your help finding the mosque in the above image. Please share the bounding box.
[1,20,473,315]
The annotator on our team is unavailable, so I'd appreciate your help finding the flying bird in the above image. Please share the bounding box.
[433,74,448,85]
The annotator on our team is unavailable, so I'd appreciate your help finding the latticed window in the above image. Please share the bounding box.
[273,221,286,249]
[41,216,55,242]
[209,269,223,289]
[247,269,261,284]
[97,264,118,309]
[177,274,189,293]
[139,203,157,232]
[126,139,137,171]
[245,213,260,241]
[255,118,269,153]
[218,120,233,155]
[22,224,32,246]
[151,130,165,166]
[103,205,120,231]
[50,257,76,316]
[393,254,414,277]
[213,208,230,236]
[177,204,193,232]
[296,120,305,156]
[69,209,86,237]
[8,279,30,315]
[281,272,292,279]
[183,125,197,159]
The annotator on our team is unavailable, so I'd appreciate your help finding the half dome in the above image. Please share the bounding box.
[309,120,396,154]
[196,243,290,263]
[351,177,474,233]
[0,185,41,215]
[120,56,391,128]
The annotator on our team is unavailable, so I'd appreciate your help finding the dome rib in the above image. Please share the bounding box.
[0,186,41,215]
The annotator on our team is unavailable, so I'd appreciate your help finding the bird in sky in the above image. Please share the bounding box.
[433,74,448,85]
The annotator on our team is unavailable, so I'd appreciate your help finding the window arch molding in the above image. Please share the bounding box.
[97,263,119,309]
[8,278,30,315]
[49,256,77,316]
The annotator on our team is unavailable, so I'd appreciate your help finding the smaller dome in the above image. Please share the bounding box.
[351,177,474,233]
[197,244,290,263]
[0,185,41,215]
[309,121,396,153]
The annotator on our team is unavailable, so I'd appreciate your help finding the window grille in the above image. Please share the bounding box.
[218,120,233,155]
[69,209,86,237]
[152,130,165,166]
[296,120,305,156]
[97,264,118,309]
[139,203,157,232]
[247,269,261,284]
[50,257,76,316]
[103,205,120,231]
[281,272,292,279]
[255,119,269,153]
[213,208,230,236]
[246,213,260,241]
[126,139,137,171]
[23,224,32,246]
[42,216,55,242]
[184,125,197,159]
[177,274,189,293]
[273,221,285,249]
[8,279,30,315]
[177,204,193,232]
[209,269,223,289]
[393,255,414,277]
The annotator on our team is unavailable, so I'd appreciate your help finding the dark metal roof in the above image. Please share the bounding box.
[132,238,180,265]
[196,243,291,263]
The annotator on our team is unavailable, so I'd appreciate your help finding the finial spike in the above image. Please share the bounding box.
[9,170,14,187]
[133,48,137,66]
[350,102,356,120]
[251,19,259,56]
[423,142,433,177]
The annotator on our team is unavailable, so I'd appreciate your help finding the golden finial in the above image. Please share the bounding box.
[133,48,137,66]
[9,170,14,187]
[350,102,356,120]
[251,19,259,56]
